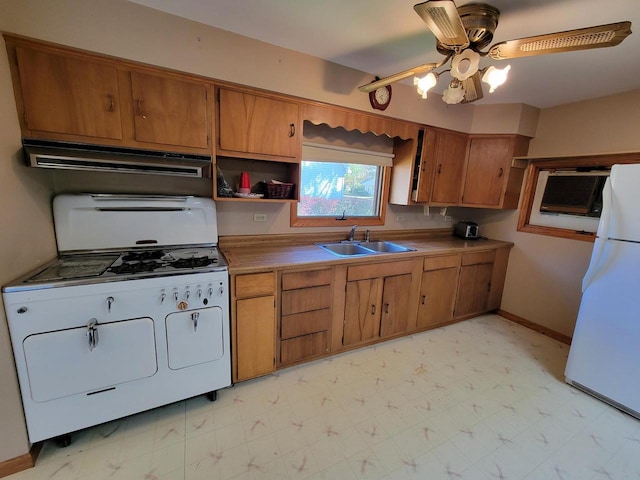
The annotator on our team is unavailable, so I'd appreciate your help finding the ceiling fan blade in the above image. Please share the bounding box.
[414,0,470,50]
[358,63,438,92]
[488,21,632,60]
[461,72,483,103]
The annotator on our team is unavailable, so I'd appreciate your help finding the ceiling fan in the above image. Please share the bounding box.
[359,0,632,105]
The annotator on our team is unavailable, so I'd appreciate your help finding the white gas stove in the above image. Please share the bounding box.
[2,194,231,445]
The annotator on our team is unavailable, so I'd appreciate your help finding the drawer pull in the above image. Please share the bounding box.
[371,304,376,315]
[421,295,426,305]
[192,312,200,332]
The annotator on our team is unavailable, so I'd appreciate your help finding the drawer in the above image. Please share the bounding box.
[461,250,496,266]
[347,259,415,281]
[235,272,275,298]
[280,331,328,365]
[281,285,332,315]
[282,268,332,290]
[281,309,331,339]
[423,254,460,271]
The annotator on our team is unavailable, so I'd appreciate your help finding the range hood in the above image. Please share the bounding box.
[22,139,212,178]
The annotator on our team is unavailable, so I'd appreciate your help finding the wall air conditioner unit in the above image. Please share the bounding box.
[540,170,609,217]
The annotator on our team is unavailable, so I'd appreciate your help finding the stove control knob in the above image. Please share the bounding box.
[218,286,225,296]
[185,290,190,300]
[208,286,213,297]
[160,293,166,304]
[197,288,202,299]
[173,291,179,302]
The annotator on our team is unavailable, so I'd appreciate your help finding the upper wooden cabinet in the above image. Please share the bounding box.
[461,135,530,209]
[390,129,530,210]
[426,129,469,205]
[216,87,301,161]
[14,46,123,140]
[5,35,212,154]
[129,71,209,149]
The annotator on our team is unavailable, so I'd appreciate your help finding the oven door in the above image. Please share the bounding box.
[23,317,157,402]
[165,306,225,370]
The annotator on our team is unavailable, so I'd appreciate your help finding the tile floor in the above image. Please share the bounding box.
[6,314,640,480]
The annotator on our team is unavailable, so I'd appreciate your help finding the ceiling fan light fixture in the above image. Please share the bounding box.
[442,80,465,104]
[450,49,480,81]
[482,64,511,93]
[414,72,439,99]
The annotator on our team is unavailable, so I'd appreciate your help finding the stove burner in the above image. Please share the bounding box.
[171,257,217,269]
[110,260,162,274]
[121,250,165,262]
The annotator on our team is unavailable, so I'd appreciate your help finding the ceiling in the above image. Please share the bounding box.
[129,0,640,108]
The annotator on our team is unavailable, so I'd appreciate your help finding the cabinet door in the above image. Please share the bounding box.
[130,71,209,149]
[430,130,468,204]
[16,47,122,139]
[218,88,299,158]
[417,267,458,328]
[454,263,494,318]
[236,295,275,380]
[343,278,381,346]
[462,137,512,206]
[379,273,412,338]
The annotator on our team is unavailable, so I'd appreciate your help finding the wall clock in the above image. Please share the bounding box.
[369,77,391,111]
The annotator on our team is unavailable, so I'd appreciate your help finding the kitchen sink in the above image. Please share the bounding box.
[316,241,415,257]
[359,241,416,253]
[316,242,374,256]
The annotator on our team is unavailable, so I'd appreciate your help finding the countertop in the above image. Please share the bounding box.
[219,231,514,274]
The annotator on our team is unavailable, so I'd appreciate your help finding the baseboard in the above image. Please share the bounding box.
[0,443,41,478]
[498,309,572,345]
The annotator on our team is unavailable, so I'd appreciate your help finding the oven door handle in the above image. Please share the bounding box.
[191,312,199,332]
[86,319,99,351]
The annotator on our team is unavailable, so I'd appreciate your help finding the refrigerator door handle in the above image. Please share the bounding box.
[582,179,612,291]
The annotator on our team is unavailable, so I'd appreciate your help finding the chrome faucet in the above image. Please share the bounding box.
[348,224,358,242]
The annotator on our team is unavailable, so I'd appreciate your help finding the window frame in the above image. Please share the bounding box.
[517,152,640,241]
[290,165,391,227]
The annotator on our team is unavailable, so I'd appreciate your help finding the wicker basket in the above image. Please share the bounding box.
[265,182,294,199]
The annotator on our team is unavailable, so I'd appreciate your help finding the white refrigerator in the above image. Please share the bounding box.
[565,163,640,419]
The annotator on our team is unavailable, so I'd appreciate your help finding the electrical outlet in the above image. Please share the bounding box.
[253,213,267,222]
[444,215,452,222]
[396,215,405,222]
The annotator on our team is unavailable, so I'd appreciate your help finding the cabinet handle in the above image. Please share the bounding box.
[192,311,199,332]
[421,295,426,305]
[371,304,376,315]
[289,123,295,137]
[135,98,147,119]
[437,164,442,174]
[487,282,492,292]
[498,167,504,177]
[106,94,114,112]
[385,303,390,314]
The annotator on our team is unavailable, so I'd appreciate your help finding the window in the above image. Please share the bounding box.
[291,142,393,227]
[517,152,640,241]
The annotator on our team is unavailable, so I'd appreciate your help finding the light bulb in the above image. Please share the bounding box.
[414,72,438,99]
[482,65,511,93]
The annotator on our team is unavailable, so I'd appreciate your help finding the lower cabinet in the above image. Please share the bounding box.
[454,250,496,318]
[279,268,333,366]
[231,245,512,382]
[233,272,276,382]
[343,260,417,347]
[416,254,460,329]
